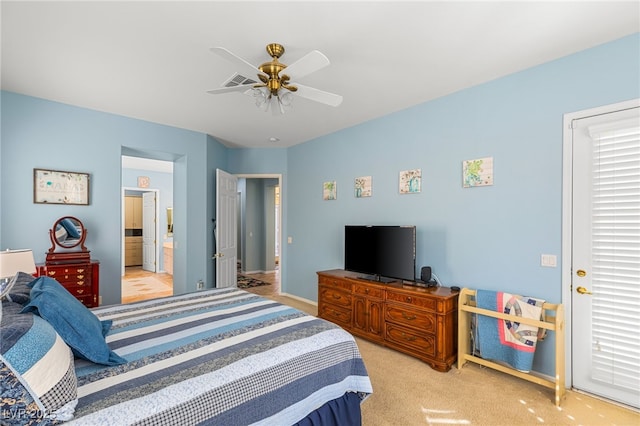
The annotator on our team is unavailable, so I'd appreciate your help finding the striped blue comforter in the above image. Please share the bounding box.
[68,288,372,425]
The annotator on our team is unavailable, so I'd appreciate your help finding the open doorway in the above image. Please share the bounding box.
[121,156,174,303]
[235,175,282,294]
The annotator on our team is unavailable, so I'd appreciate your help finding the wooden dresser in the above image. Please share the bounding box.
[318,269,458,372]
[37,260,100,308]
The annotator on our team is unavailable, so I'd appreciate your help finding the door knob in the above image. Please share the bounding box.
[576,269,586,277]
[576,286,592,295]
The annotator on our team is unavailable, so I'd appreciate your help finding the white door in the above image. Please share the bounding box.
[571,103,640,408]
[215,169,238,288]
[142,192,156,272]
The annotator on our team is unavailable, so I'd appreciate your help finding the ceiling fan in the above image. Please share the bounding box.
[207,43,343,114]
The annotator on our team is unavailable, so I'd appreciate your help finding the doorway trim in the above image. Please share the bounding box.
[235,173,283,287]
[561,98,640,389]
[121,187,161,276]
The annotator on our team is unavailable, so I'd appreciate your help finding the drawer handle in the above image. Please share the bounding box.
[401,332,417,342]
[77,269,85,273]
[405,297,412,303]
[332,294,342,300]
[77,275,84,280]
[402,312,417,321]
[77,281,85,286]
[76,289,84,294]
[48,271,56,276]
[365,288,370,294]
[64,275,69,279]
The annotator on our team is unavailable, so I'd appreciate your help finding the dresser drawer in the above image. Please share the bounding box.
[319,286,352,308]
[65,285,93,299]
[44,266,92,286]
[75,295,96,308]
[385,323,436,357]
[44,265,91,276]
[318,303,352,328]
[385,304,437,333]
[318,275,352,291]
[386,290,437,311]
[353,283,384,299]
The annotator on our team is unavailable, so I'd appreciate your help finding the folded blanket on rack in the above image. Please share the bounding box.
[476,290,545,372]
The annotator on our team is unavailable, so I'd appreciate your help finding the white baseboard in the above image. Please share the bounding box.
[279,292,318,307]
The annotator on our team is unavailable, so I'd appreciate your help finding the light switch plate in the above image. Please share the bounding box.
[541,254,557,267]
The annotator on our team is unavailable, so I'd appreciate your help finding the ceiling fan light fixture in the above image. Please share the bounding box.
[252,87,269,108]
[209,43,341,113]
[279,90,294,107]
[270,96,283,115]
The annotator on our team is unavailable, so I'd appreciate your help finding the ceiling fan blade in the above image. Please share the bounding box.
[210,47,260,78]
[206,84,255,95]
[283,50,330,80]
[293,83,343,107]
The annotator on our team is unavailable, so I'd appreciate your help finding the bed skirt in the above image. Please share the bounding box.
[296,392,362,426]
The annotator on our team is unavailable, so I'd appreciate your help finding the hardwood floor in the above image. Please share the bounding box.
[121,266,281,304]
[121,266,173,304]
[240,269,280,297]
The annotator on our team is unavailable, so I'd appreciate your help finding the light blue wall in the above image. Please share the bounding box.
[1,34,638,377]
[0,92,226,304]
[284,33,639,375]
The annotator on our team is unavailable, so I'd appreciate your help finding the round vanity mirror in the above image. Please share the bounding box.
[49,216,87,250]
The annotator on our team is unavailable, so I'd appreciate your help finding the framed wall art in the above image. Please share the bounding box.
[137,176,150,188]
[354,176,372,198]
[463,157,494,188]
[399,169,421,194]
[33,168,90,205]
[323,181,337,200]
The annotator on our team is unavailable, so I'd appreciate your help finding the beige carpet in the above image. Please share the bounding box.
[271,295,639,426]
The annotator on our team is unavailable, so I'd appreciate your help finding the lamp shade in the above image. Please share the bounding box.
[0,249,36,279]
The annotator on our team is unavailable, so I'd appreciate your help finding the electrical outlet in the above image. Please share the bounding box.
[197,280,205,290]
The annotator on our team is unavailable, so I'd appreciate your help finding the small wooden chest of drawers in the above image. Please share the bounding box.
[318,269,458,372]
[37,260,100,307]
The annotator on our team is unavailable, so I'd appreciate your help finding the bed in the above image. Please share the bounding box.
[0,274,372,425]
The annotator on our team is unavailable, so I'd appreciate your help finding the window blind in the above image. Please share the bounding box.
[588,117,640,392]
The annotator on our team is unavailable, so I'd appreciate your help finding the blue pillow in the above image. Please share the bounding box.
[1,299,78,419]
[2,271,36,305]
[21,277,126,366]
[60,218,81,239]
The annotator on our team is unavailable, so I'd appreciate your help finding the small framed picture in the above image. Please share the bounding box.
[323,181,337,200]
[355,176,372,198]
[463,157,494,188]
[138,176,150,188]
[399,169,421,194]
[33,168,90,205]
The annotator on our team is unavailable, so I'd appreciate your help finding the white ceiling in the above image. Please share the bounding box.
[2,1,638,149]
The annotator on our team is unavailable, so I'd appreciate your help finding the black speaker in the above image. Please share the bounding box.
[420,266,432,282]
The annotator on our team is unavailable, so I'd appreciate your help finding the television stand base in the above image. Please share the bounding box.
[359,274,396,283]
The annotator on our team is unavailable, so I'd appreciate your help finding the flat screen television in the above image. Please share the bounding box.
[344,225,416,282]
